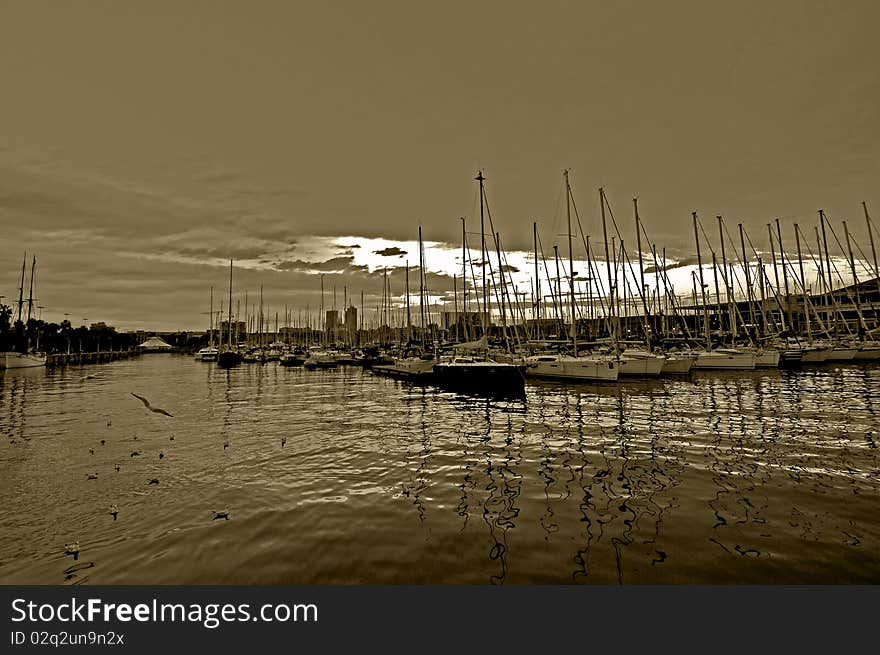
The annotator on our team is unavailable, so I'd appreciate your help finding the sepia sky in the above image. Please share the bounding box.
[1,1,878,331]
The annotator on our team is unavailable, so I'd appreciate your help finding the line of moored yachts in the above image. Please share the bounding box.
[194,337,880,389]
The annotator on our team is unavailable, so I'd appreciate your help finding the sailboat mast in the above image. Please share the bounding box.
[16,252,26,324]
[209,286,214,348]
[405,260,412,342]
[565,170,576,353]
[718,216,736,338]
[776,219,792,328]
[599,188,615,348]
[554,245,562,336]
[693,212,711,347]
[477,171,487,336]
[739,223,755,329]
[418,226,425,347]
[25,255,36,324]
[533,221,540,325]
[819,210,836,337]
[634,198,650,349]
[795,224,812,343]
[461,217,469,341]
[227,259,233,349]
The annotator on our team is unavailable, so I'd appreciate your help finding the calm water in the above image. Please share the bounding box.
[1,355,879,584]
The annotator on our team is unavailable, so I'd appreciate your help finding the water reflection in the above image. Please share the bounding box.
[1,357,879,584]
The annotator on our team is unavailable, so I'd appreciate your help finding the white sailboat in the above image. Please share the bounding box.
[195,286,219,361]
[524,171,619,383]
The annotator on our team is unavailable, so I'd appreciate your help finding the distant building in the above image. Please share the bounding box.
[344,305,357,334]
[325,310,340,339]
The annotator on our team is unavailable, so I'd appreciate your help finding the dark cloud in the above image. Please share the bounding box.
[274,255,367,274]
[373,247,406,257]
[643,256,698,274]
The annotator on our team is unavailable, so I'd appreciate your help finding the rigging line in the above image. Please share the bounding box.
[743,228,818,340]
[696,216,754,334]
[818,220,868,333]
[633,217,691,334]
[599,191,654,314]
[536,230,563,326]
[793,223,847,340]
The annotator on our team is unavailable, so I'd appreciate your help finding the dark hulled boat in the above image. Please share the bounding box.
[432,356,526,391]
[217,259,241,369]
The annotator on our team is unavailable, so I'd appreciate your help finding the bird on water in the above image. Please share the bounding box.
[213,510,230,521]
[64,541,80,560]
[131,393,174,417]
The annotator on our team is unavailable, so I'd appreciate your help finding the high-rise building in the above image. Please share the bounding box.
[325,310,340,339]
[344,305,357,336]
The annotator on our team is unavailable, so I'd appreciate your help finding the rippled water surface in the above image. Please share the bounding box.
[1,354,879,584]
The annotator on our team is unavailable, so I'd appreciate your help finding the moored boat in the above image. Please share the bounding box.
[524,353,619,382]
[432,355,526,391]
[692,348,756,370]
[0,351,47,369]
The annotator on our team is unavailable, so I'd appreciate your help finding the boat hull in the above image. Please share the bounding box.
[854,346,880,361]
[432,362,526,390]
[618,355,665,377]
[754,349,781,368]
[217,350,242,368]
[525,356,618,382]
[692,351,756,370]
[0,352,47,369]
[800,347,833,363]
[660,355,695,375]
[372,359,436,381]
[827,347,858,361]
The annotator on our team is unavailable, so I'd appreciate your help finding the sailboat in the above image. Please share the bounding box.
[373,227,437,380]
[432,172,526,392]
[195,286,219,361]
[1,254,47,369]
[217,260,242,369]
[690,217,755,370]
[525,171,618,382]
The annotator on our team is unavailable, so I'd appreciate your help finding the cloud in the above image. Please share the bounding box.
[274,255,368,275]
[373,246,406,257]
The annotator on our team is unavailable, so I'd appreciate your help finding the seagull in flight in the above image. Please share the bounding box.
[131,393,174,417]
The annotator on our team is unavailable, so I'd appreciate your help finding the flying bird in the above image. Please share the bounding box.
[131,393,174,417]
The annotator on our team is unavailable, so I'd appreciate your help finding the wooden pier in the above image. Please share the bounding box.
[46,350,141,368]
